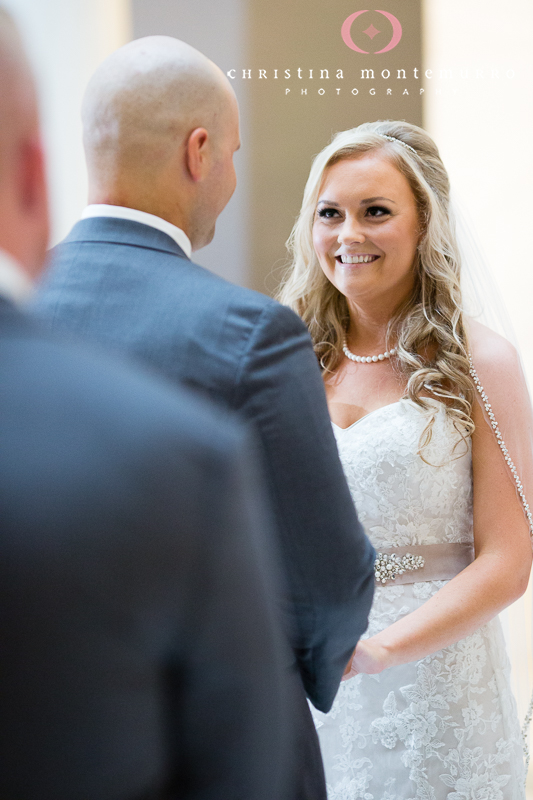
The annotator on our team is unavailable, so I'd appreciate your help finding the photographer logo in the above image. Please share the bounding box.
[342,10,403,54]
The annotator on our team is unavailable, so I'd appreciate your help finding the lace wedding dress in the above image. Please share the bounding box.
[311,397,526,800]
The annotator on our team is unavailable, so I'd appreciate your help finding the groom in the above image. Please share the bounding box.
[34,36,375,798]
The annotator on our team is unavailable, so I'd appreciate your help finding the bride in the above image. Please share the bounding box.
[278,120,533,799]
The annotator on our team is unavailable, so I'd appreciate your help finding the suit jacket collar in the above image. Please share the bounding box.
[62,217,191,261]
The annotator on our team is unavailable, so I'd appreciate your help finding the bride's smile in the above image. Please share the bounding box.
[337,254,380,264]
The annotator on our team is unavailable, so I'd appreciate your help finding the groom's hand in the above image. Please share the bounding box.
[341,648,357,681]
[341,639,389,679]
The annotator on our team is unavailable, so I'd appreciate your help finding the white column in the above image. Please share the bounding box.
[423,0,533,380]
[5,0,131,244]
[423,3,533,787]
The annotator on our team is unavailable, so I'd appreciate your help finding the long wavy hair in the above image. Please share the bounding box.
[277,120,474,450]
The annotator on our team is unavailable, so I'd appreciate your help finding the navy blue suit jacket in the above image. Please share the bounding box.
[34,216,375,713]
[0,297,290,800]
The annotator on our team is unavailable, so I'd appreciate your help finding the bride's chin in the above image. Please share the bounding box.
[336,279,374,302]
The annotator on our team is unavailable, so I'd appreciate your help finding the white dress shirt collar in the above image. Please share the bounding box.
[81,204,192,259]
[0,248,33,304]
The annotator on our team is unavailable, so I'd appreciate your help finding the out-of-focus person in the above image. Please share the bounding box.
[0,10,291,799]
[33,36,375,800]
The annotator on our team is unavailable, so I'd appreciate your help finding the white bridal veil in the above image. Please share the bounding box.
[453,194,533,773]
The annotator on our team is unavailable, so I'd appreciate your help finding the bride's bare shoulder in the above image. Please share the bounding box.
[466,318,520,375]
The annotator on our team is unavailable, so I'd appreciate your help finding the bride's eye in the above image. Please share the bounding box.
[366,205,390,218]
[317,207,340,219]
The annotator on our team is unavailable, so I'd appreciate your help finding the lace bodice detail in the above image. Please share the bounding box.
[312,398,525,800]
[332,398,473,551]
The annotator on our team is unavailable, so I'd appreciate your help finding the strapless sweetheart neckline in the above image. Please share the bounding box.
[331,396,445,432]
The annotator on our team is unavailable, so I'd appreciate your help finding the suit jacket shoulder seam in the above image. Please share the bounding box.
[230,300,289,409]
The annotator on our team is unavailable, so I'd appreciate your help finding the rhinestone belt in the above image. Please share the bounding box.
[374,543,475,585]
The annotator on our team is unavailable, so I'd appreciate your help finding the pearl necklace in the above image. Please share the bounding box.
[342,337,397,364]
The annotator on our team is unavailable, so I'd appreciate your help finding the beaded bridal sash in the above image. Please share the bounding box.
[374,543,475,586]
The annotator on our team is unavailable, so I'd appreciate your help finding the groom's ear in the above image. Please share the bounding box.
[185,127,210,183]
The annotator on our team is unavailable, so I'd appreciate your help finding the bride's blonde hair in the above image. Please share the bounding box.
[277,120,474,447]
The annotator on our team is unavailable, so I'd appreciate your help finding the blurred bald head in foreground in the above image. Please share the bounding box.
[0,14,291,800]
[0,8,48,275]
[83,36,240,250]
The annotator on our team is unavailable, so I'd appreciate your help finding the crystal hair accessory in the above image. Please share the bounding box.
[379,133,418,156]
[342,336,397,363]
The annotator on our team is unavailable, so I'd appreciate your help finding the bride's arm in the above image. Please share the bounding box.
[346,330,533,676]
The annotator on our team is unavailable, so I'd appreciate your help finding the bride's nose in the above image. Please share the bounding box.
[337,218,366,245]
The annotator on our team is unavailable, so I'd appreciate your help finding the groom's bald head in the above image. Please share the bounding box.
[82,36,240,248]
[83,36,235,178]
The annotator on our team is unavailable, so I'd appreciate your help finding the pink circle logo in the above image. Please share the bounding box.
[341,10,403,54]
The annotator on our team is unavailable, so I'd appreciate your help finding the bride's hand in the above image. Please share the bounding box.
[342,639,389,680]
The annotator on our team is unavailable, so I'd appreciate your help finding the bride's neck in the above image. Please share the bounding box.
[346,298,397,352]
